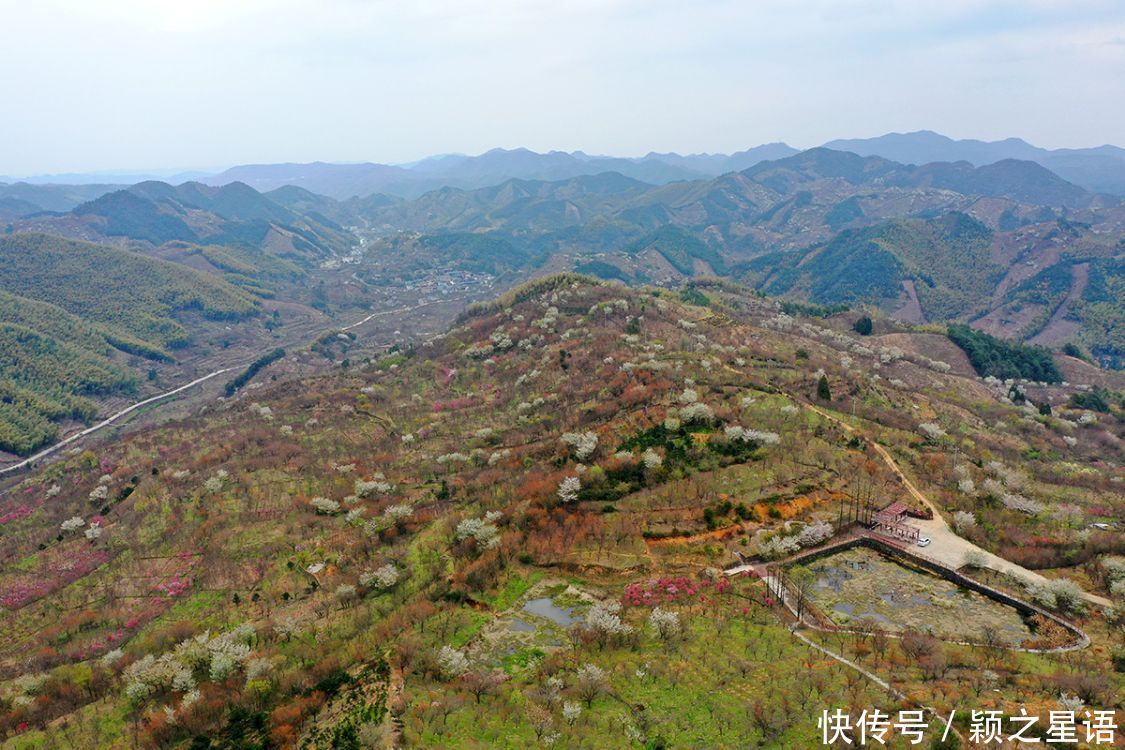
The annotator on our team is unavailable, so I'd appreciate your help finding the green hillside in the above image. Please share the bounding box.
[0,233,259,349]
[0,234,261,455]
[759,213,1002,319]
[625,224,727,274]
[0,323,137,455]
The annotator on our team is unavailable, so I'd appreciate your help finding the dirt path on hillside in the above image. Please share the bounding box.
[891,279,925,324]
[1028,262,1088,347]
[802,403,1112,609]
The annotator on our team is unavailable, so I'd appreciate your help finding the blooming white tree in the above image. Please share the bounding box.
[561,432,599,461]
[360,564,400,590]
[203,469,228,493]
[679,402,714,424]
[310,497,341,515]
[209,651,239,682]
[962,550,988,569]
[952,511,977,534]
[648,607,682,641]
[918,422,946,440]
[61,516,85,533]
[562,701,582,725]
[796,522,833,548]
[641,448,663,470]
[575,663,608,707]
[586,600,633,644]
[758,535,801,560]
[455,516,501,549]
[557,476,581,504]
[1000,493,1044,515]
[355,478,393,498]
[173,667,196,692]
[725,426,780,446]
[381,503,413,525]
[437,645,470,678]
[1048,579,1085,613]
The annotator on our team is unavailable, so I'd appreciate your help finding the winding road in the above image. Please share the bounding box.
[0,369,232,478]
[0,295,469,481]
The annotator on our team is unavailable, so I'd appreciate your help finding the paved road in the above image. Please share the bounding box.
[803,403,1112,609]
[0,296,469,481]
[0,369,232,478]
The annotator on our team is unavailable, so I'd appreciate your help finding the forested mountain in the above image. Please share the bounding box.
[9,181,354,265]
[5,148,1122,373]
[333,149,1121,364]
[0,177,386,459]
[0,234,263,455]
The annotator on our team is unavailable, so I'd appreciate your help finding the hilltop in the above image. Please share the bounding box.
[0,277,1119,748]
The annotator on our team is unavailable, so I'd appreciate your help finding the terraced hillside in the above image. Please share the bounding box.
[0,277,1119,748]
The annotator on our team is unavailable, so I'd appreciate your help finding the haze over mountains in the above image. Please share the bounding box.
[5,131,1125,199]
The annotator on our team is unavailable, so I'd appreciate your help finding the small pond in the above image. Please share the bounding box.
[523,597,580,626]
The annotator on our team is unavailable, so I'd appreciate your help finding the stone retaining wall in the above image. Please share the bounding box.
[771,532,1089,652]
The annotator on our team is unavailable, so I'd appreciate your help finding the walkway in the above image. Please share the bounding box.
[802,402,1111,609]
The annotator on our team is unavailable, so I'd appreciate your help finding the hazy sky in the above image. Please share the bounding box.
[2,0,1123,175]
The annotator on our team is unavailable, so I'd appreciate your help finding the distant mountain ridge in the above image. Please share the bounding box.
[10,180,353,263]
[823,131,1125,196]
[6,131,1124,203]
[196,136,1125,199]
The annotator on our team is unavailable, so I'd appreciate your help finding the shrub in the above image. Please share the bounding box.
[947,324,1061,383]
[224,348,285,397]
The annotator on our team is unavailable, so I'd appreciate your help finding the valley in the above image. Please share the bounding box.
[4,2,1123,746]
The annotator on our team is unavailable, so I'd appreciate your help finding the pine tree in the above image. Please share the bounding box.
[816,375,831,401]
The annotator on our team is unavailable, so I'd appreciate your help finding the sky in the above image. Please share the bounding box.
[1,0,1123,175]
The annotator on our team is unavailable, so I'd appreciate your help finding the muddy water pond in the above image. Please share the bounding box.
[793,546,1035,646]
[522,597,580,626]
